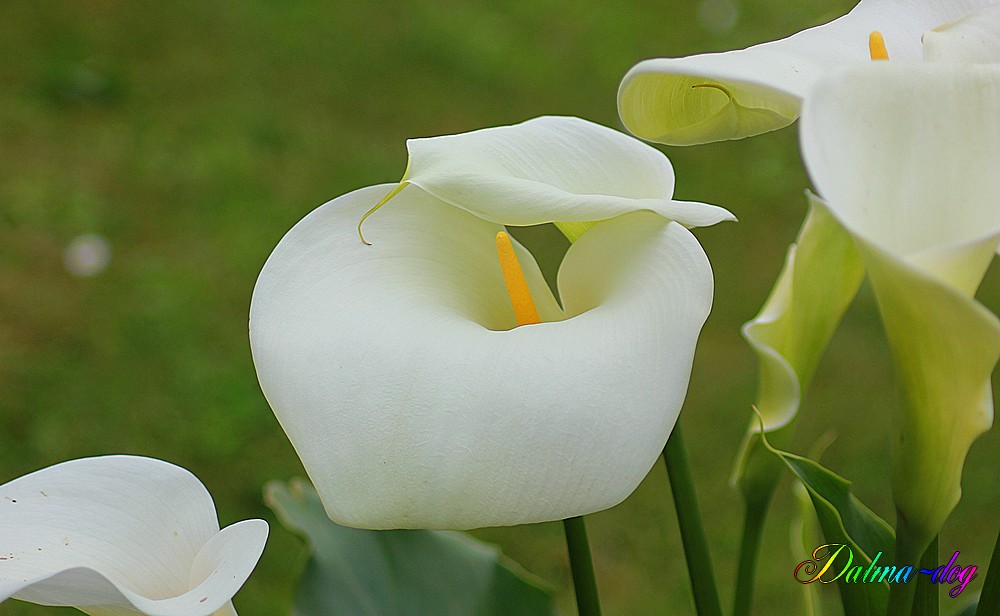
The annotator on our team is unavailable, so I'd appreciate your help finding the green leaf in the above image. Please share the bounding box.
[264,478,557,616]
[761,428,895,616]
[789,432,838,616]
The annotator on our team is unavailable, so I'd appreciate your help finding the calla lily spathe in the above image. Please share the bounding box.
[0,456,268,616]
[799,63,1000,552]
[733,198,865,498]
[618,0,1000,145]
[250,116,731,530]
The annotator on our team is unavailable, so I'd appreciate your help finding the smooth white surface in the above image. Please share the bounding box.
[0,456,267,616]
[801,63,1000,288]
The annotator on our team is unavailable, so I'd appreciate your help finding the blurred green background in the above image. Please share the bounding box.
[1,1,997,614]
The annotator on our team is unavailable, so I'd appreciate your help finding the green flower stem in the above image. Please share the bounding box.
[975,527,1000,616]
[732,496,772,616]
[563,516,602,616]
[662,424,724,616]
[888,523,926,616]
[912,536,939,616]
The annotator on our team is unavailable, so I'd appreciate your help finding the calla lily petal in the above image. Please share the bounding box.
[618,0,999,145]
[800,62,1000,547]
[852,236,1000,546]
[401,116,734,228]
[923,5,1000,62]
[250,184,714,530]
[801,64,1000,272]
[734,197,864,494]
[0,456,268,616]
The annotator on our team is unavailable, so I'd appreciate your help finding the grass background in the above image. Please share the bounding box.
[1,1,997,614]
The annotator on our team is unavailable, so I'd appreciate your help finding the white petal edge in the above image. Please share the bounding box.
[923,4,1000,62]
[800,62,1000,287]
[0,456,267,616]
[740,196,863,435]
[618,0,998,145]
[251,184,714,529]
[402,116,734,228]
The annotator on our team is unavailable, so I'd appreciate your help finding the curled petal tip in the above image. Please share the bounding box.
[357,181,410,245]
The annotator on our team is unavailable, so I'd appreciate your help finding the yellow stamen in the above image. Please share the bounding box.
[869,31,889,61]
[495,231,540,326]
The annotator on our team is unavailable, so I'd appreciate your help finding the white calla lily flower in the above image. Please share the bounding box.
[250,116,729,530]
[0,456,268,616]
[618,0,1000,145]
[800,63,1000,552]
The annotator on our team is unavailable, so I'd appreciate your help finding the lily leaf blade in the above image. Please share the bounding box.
[760,427,895,616]
[265,479,557,616]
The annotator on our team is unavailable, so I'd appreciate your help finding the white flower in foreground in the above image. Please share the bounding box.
[250,116,731,530]
[0,456,268,616]
[618,0,1000,145]
[799,63,1000,554]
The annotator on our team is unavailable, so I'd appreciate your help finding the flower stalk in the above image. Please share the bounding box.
[975,527,1000,616]
[732,495,771,616]
[887,523,928,616]
[663,424,723,616]
[563,516,603,616]
[911,535,940,616]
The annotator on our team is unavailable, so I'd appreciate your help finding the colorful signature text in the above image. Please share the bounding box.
[794,543,978,598]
